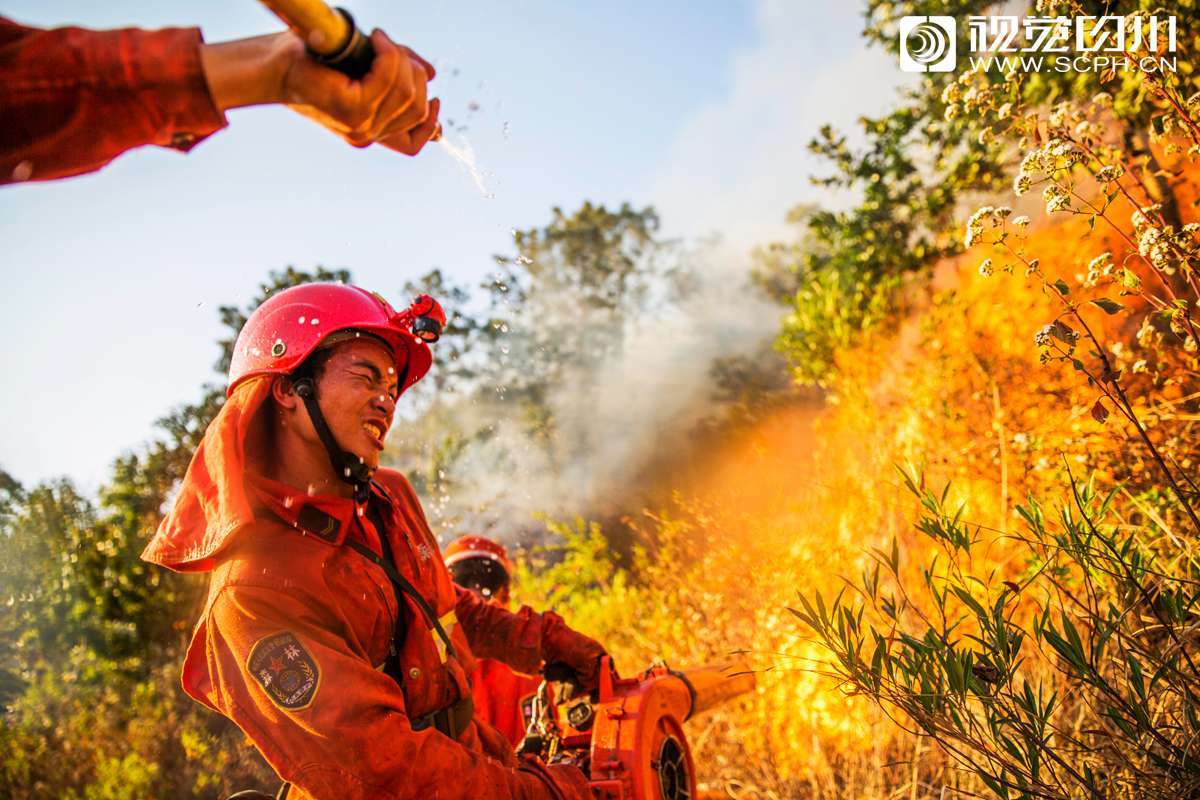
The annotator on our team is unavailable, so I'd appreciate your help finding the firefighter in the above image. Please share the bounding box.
[1,14,440,184]
[445,535,545,747]
[141,283,604,799]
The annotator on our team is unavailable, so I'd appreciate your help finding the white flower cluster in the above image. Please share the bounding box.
[978,258,994,276]
[965,205,1012,246]
[1137,228,1176,273]
[1043,185,1071,214]
[1048,103,1074,129]
[1095,164,1124,183]
[1131,205,1181,274]
[1131,205,1159,230]
[1013,138,1082,196]
[1084,251,1114,286]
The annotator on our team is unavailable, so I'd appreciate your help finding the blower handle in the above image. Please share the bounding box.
[257,0,375,79]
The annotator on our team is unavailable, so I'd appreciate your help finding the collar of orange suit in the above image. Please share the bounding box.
[140,375,386,573]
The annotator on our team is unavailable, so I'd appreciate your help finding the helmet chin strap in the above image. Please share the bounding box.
[293,378,373,504]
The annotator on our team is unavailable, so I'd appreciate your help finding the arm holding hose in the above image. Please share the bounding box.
[201,27,440,155]
[0,14,438,184]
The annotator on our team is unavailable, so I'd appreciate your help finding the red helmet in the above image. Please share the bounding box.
[227,283,445,397]
[444,534,513,573]
[445,535,513,603]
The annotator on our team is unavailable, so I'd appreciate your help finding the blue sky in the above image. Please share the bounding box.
[1,1,908,490]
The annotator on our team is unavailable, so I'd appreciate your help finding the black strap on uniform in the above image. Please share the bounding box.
[347,501,456,662]
[350,497,472,739]
[367,501,409,683]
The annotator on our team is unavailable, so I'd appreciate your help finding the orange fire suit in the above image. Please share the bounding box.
[141,376,604,799]
[471,658,543,747]
[0,16,226,184]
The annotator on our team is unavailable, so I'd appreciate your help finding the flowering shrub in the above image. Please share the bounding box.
[789,2,1200,797]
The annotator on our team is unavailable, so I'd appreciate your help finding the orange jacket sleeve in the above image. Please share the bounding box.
[454,587,607,688]
[0,16,226,184]
[201,583,586,800]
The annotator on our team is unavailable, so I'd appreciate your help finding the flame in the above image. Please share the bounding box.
[519,164,1200,794]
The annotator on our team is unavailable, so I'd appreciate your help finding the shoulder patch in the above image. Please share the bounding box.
[296,505,341,542]
[247,631,321,711]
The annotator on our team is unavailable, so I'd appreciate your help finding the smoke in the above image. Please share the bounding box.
[414,240,784,541]
[411,0,909,540]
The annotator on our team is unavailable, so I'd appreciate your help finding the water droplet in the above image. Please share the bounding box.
[298,316,306,324]
[311,318,320,326]
[284,496,294,508]
[343,467,352,477]
[387,367,395,375]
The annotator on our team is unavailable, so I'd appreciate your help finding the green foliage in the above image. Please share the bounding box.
[775,262,902,386]
[769,37,1007,382]
[794,466,1200,799]
[481,201,673,413]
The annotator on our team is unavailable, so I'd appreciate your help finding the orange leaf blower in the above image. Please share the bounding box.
[522,658,756,800]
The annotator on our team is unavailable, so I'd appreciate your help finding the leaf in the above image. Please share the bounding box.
[1121,268,1142,292]
[1052,279,1069,295]
[1090,399,1109,424]
[1127,654,1146,700]
[1090,298,1123,315]
[952,586,988,619]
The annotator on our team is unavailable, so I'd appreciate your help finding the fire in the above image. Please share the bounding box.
[518,165,1200,794]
